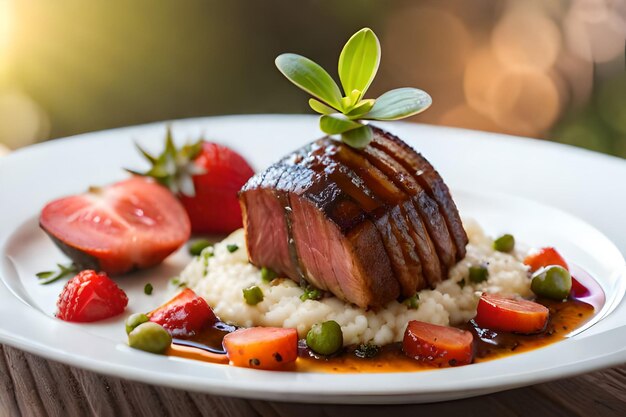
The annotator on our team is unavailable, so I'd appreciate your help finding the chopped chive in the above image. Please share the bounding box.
[144,283,154,295]
[36,263,78,285]
[403,293,419,309]
[493,234,515,253]
[300,286,323,301]
[188,239,213,256]
[469,265,489,283]
[261,266,277,283]
[354,343,380,359]
[243,286,264,305]
[170,277,180,286]
[226,244,239,253]
[457,279,466,289]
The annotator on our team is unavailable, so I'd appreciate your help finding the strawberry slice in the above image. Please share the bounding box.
[148,288,216,337]
[40,177,191,275]
[57,270,128,322]
[129,128,254,234]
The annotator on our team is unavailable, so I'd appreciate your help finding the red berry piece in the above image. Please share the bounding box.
[56,270,128,322]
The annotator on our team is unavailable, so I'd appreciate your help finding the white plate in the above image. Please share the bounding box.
[1,115,625,404]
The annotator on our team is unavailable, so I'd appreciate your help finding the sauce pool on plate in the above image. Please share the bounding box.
[167,267,603,373]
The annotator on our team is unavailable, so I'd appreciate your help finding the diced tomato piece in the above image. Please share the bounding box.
[148,288,216,337]
[475,293,549,334]
[57,270,128,322]
[222,327,298,370]
[402,320,474,366]
[570,277,590,298]
[524,247,569,272]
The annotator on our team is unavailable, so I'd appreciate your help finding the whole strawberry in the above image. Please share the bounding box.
[129,128,254,234]
[57,270,128,322]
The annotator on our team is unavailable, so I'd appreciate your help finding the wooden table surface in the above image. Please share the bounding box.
[1,344,625,417]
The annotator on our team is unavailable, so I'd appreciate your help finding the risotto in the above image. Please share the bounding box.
[178,219,531,346]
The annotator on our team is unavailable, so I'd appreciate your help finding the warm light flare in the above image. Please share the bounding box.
[0,0,14,75]
[492,6,561,71]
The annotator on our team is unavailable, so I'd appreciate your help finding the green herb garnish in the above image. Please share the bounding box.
[170,277,186,288]
[354,342,380,359]
[275,28,432,149]
[469,265,489,283]
[36,263,78,285]
[144,283,154,295]
[188,239,213,256]
[300,285,323,301]
[243,285,264,305]
[261,266,277,283]
[226,244,239,253]
[493,234,515,253]
[403,293,419,310]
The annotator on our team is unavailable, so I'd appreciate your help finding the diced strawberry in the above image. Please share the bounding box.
[148,288,216,337]
[56,270,128,322]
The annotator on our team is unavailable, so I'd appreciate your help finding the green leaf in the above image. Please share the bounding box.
[341,125,373,149]
[338,28,381,101]
[309,98,336,115]
[37,263,77,285]
[364,88,432,120]
[319,114,363,135]
[135,144,157,164]
[345,99,375,119]
[275,53,343,110]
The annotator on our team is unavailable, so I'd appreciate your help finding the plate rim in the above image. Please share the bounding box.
[1,115,626,404]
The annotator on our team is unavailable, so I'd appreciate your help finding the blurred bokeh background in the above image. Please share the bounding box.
[0,0,624,157]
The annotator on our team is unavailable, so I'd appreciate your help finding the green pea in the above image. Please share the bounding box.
[243,285,264,305]
[306,320,343,355]
[188,239,213,256]
[531,265,572,300]
[125,313,149,335]
[469,265,489,283]
[494,234,515,252]
[128,322,172,354]
[403,293,419,309]
[261,266,277,283]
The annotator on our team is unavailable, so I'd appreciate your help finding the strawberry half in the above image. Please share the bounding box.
[40,177,191,275]
[148,288,216,337]
[129,128,254,234]
[57,270,128,322]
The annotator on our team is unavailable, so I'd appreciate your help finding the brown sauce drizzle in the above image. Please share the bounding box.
[169,267,604,373]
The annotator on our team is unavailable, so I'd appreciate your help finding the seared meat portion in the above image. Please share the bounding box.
[239,127,467,308]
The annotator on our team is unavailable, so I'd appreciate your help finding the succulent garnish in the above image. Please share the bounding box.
[275,28,432,149]
[126,127,206,197]
[36,263,77,285]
